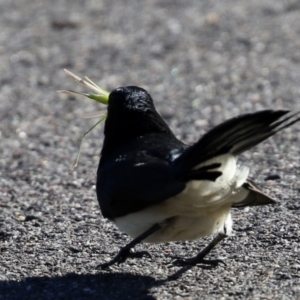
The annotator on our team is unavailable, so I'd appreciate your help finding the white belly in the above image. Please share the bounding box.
[114,154,249,243]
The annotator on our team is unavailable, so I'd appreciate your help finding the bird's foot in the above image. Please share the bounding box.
[173,256,226,267]
[129,250,152,260]
[97,248,151,270]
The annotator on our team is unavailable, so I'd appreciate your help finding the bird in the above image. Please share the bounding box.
[96,86,300,269]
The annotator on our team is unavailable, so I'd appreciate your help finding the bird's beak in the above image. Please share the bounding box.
[58,69,109,105]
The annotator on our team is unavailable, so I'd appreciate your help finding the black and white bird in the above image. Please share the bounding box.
[96,86,299,268]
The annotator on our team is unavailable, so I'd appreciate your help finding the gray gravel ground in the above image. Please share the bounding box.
[0,0,300,299]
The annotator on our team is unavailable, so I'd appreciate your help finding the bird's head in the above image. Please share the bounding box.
[103,86,172,148]
[108,86,155,115]
[61,70,173,164]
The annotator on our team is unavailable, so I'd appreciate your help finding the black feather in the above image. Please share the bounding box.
[175,110,300,172]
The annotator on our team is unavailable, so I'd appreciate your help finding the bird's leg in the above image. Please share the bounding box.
[174,233,227,266]
[98,223,162,269]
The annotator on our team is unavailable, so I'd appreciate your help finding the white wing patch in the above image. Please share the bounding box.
[181,154,249,207]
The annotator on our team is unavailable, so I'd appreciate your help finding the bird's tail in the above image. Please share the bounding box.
[232,179,277,207]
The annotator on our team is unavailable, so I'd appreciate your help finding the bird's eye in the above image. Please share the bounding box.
[114,87,126,94]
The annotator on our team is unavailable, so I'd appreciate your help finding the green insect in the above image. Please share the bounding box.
[59,69,109,170]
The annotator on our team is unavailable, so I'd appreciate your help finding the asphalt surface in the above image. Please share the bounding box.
[0,0,300,299]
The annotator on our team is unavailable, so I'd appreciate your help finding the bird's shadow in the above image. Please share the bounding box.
[0,264,214,300]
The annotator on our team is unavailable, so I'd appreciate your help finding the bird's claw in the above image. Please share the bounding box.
[129,250,152,260]
[97,248,152,270]
[173,257,226,267]
[97,247,129,270]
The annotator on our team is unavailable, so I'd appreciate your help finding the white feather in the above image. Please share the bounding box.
[114,154,249,243]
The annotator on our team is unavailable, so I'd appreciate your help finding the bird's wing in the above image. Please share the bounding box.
[98,154,222,219]
[174,110,300,172]
[97,155,186,219]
